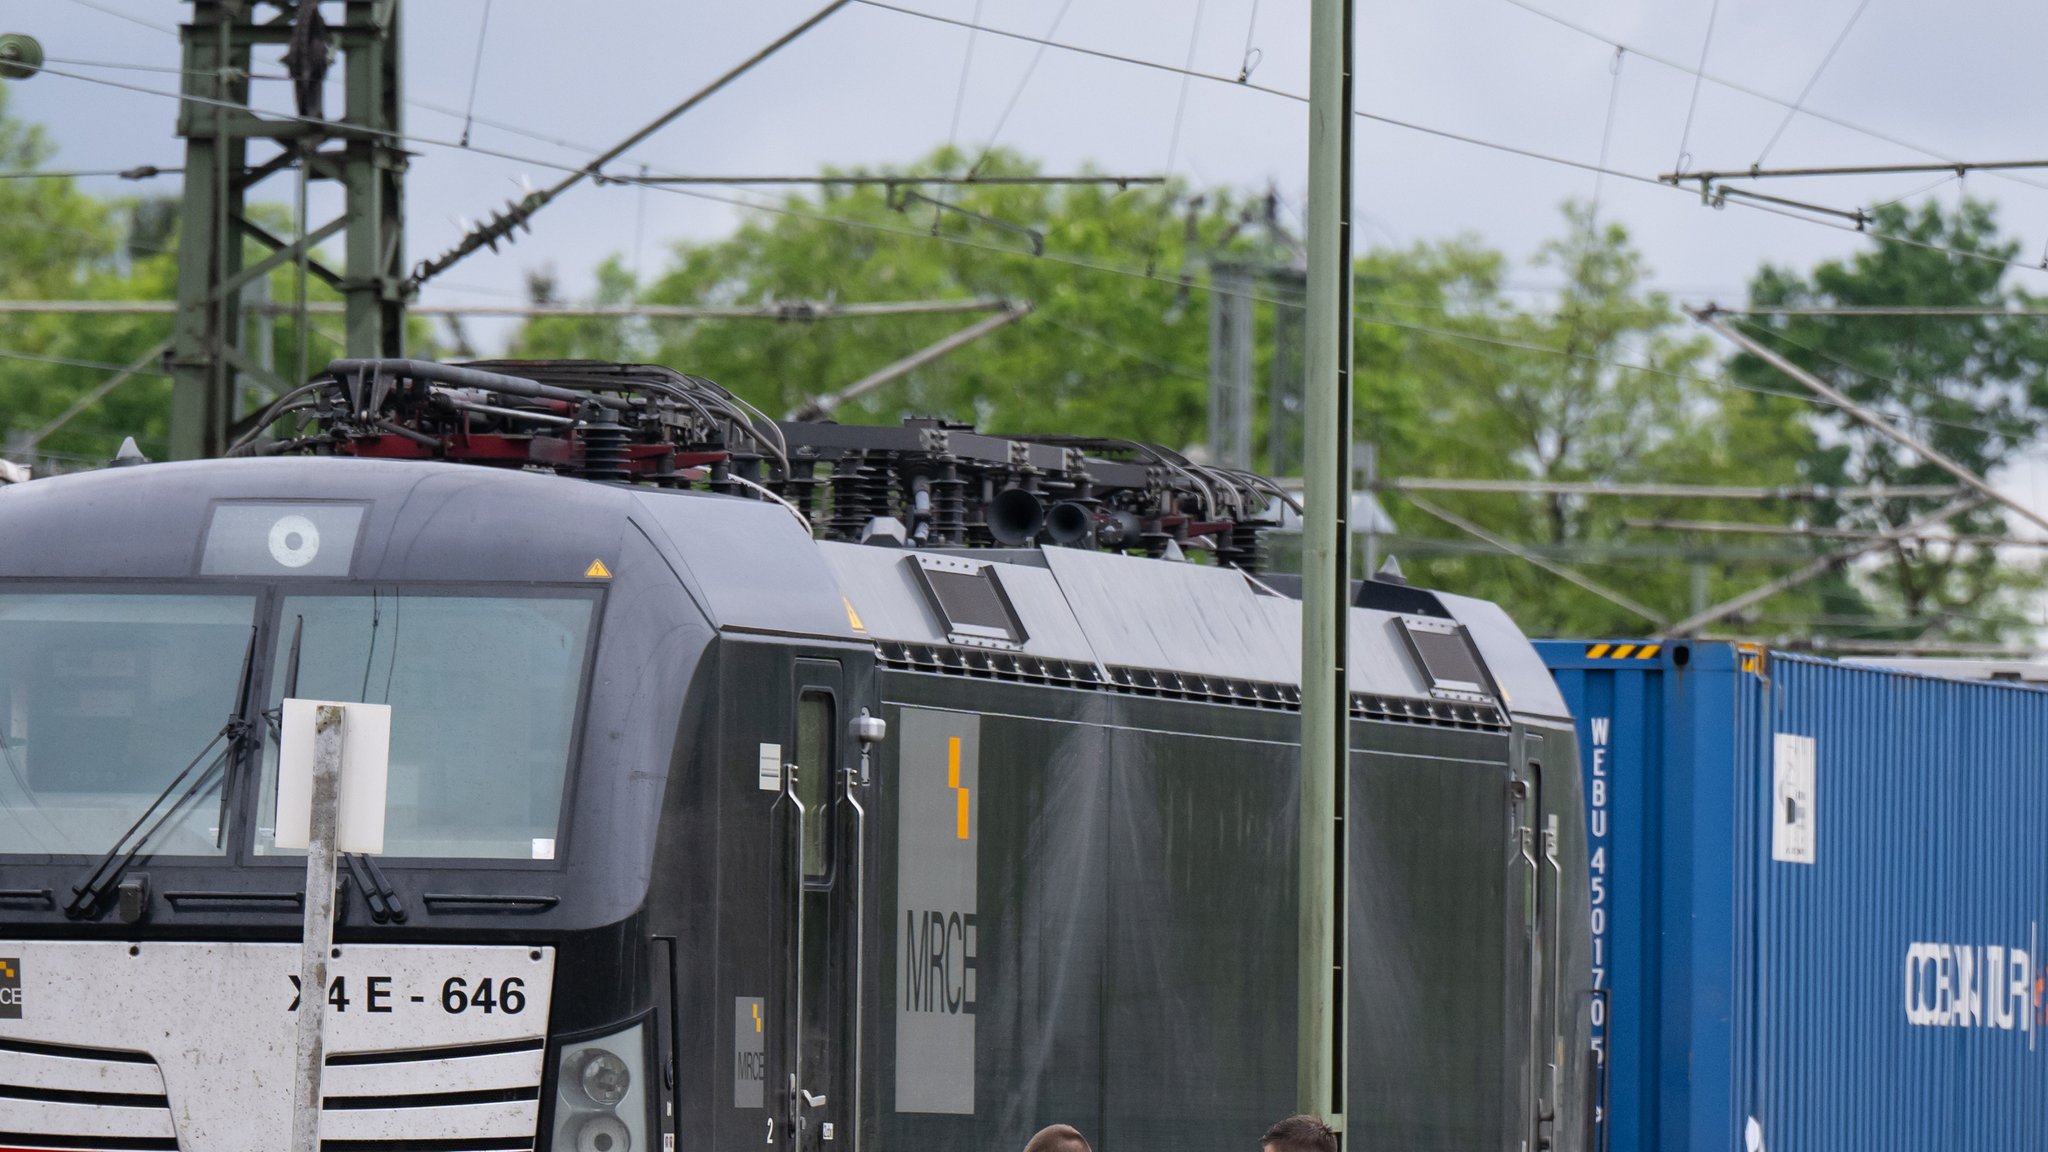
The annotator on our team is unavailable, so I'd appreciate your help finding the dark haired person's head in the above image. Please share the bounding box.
[1262,1114,1338,1152]
[1023,1123,1093,1152]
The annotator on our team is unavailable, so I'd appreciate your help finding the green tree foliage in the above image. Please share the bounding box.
[1734,200,2048,643]
[0,82,378,468]
[507,147,1291,447]
[1361,204,1817,636]
[0,81,179,464]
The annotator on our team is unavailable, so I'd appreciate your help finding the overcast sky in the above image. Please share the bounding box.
[17,0,2048,310]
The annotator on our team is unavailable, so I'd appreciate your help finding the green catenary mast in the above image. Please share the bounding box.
[171,0,405,460]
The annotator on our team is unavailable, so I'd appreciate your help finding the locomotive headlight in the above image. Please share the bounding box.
[569,1113,631,1152]
[553,1023,648,1152]
[577,1049,631,1106]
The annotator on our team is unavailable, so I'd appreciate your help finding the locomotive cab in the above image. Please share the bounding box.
[0,459,730,1152]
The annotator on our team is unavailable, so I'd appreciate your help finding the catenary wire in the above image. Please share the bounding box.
[30,13,2037,290]
[965,0,1077,179]
[0,346,173,376]
[1726,314,2038,439]
[28,47,2046,333]
[42,53,290,81]
[24,123,1994,451]
[0,236,2012,451]
[1162,0,1209,182]
[51,44,619,160]
[81,0,2010,292]
[933,0,990,231]
[41,41,673,175]
[1502,0,2048,197]
[1237,0,1264,82]
[0,167,180,180]
[1753,0,1876,169]
[945,0,989,153]
[1868,172,1960,213]
[1035,312,1209,385]
[62,0,177,36]
[845,2,2048,281]
[1672,0,1720,171]
[459,0,496,148]
[24,18,2048,434]
[16,58,1324,308]
[1144,0,1211,275]
[409,98,606,156]
[1590,48,1625,222]
[632,163,650,281]
[1359,308,2030,441]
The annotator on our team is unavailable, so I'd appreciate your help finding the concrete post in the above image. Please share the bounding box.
[1299,0,1355,1135]
[291,704,345,1152]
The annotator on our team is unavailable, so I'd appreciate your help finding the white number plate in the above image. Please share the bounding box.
[287,970,535,1016]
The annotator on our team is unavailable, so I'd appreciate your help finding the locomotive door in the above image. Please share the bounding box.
[1511,733,1562,1152]
[776,657,856,1152]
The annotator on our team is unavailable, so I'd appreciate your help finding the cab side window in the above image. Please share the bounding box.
[795,691,834,880]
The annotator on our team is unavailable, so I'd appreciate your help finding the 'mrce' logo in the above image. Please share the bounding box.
[904,910,977,1016]
[0,958,20,1019]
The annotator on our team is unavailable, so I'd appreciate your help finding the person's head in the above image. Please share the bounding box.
[1262,1114,1338,1152]
[1023,1123,1093,1152]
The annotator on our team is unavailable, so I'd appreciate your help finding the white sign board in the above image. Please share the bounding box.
[275,699,392,855]
[1772,733,1816,865]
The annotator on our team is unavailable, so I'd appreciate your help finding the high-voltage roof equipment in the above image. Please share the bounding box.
[230,358,1295,570]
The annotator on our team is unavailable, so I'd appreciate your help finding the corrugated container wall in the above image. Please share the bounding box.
[1539,640,2048,1152]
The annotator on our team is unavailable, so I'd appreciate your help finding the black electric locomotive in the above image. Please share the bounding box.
[0,359,1594,1152]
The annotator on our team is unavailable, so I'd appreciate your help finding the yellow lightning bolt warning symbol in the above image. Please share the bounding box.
[949,737,969,841]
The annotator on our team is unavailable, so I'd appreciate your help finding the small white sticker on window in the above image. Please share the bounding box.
[758,743,784,792]
[532,838,556,861]
[1772,734,1816,864]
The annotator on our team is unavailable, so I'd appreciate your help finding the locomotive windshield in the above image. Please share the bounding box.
[253,590,596,860]
[0,591,258,856]
[0,585,596,862]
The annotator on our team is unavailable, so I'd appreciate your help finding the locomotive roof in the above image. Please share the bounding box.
[0,456,1567,723]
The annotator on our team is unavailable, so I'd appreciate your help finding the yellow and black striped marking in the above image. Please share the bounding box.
[1738,642,1766,675]
[1584,642,1662,660]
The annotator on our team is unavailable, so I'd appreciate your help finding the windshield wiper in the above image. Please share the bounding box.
[346,852,406,923]
[65,625,262,920]
[263,614,305,744]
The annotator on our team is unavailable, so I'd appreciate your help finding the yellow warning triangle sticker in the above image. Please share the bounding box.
[584,559,612,579]
[843,596,866,632]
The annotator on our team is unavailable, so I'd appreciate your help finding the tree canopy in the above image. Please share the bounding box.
[0,82,180,464]
[1732,200,2048,643]
[508,147,1291,448]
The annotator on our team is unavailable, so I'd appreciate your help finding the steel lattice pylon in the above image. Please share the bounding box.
[171,0,405,459]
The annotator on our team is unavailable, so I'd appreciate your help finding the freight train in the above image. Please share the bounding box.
[0,358,1596,1152]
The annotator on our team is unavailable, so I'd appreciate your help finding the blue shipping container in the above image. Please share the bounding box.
[1539,640,2048,1152]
